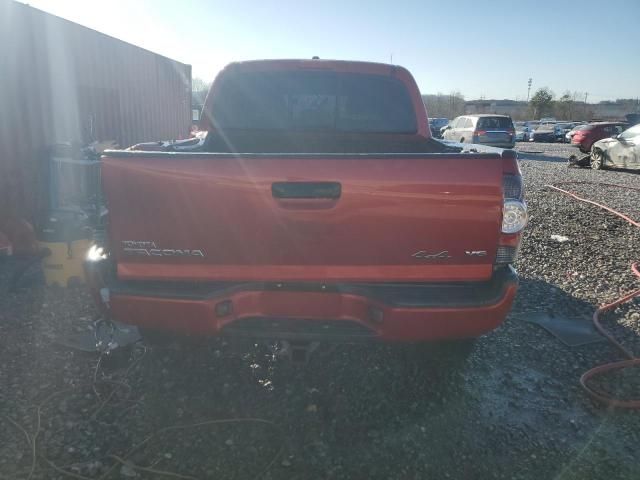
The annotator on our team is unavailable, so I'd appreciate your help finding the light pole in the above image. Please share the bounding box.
[526,78,532,103]
[584,92,588,119]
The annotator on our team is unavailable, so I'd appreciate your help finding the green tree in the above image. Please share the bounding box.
[422,91,465,119]
[529,87,555,119]
[555,91,574,120]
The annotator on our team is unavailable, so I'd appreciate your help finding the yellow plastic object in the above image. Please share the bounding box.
[40,239,90,287]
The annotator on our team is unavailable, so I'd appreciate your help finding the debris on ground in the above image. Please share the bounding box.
[551,234,570,243]
[55,318,141,353]
[521,312,605,347]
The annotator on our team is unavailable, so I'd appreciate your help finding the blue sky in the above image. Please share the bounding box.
[23,0,640,101]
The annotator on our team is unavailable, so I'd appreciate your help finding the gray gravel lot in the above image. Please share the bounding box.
[1,142,639,479]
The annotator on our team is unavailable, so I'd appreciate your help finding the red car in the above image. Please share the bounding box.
[571,122,628,153]
[87,60,527,352]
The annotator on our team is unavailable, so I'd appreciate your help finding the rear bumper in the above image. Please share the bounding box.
[89,260,518,342]
[531,135,555,142]
[473,139,515,149]
[485,143,516,149]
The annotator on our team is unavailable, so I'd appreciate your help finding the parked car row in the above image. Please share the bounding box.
[589,124,640,170]
[565,124,589,143]
[428,117,449,138]
[440,114,515,148]
[434,115,572,148]
[529,124,556,143]
[523,121,583,143]
[570,121,628,153]
[571,123,640,170]
[514,121,535,142]
[431,114,637,158]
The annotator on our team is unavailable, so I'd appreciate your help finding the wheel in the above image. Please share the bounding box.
[590,148,604,170]
[460,138,465,143]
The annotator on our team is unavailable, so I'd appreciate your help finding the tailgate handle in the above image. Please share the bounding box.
[272,182,341,199]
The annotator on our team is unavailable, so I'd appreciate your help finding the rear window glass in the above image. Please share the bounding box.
[211,71,417,133]
[477,117,513,129]
[430,118,449,128]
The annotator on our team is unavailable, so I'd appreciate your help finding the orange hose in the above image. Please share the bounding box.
[546,182,640,409]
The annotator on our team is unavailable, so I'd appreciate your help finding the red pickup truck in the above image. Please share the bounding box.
[87,60,526,349]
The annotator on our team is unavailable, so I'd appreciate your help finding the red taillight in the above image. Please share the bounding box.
[507,129,515,136]
[473,130,487,137]
[497,150,526,265]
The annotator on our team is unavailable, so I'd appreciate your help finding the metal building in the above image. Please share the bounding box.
[0,1,192,225]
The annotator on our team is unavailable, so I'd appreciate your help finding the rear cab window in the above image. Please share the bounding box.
[477,117,513,130]
[211,70,418,133]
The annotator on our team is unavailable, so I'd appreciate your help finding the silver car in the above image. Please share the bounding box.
[514,122,533,142]
[590,124,640,170]
[442,114,515,148]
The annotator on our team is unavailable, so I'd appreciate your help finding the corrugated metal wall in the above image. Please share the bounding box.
[0,1,192,224]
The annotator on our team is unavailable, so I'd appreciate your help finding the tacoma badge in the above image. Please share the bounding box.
[122,240,205,257]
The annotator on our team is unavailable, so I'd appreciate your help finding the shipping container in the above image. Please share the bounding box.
[0,1,192,225]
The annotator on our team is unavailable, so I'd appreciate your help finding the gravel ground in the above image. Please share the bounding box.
[1,142,639,480]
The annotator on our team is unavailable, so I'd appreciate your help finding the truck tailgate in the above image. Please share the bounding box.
[102,152,504,283]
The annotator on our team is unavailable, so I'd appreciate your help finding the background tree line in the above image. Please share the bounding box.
[530,88,639,121]
[421,92,466,119]
[529,88,587,120]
